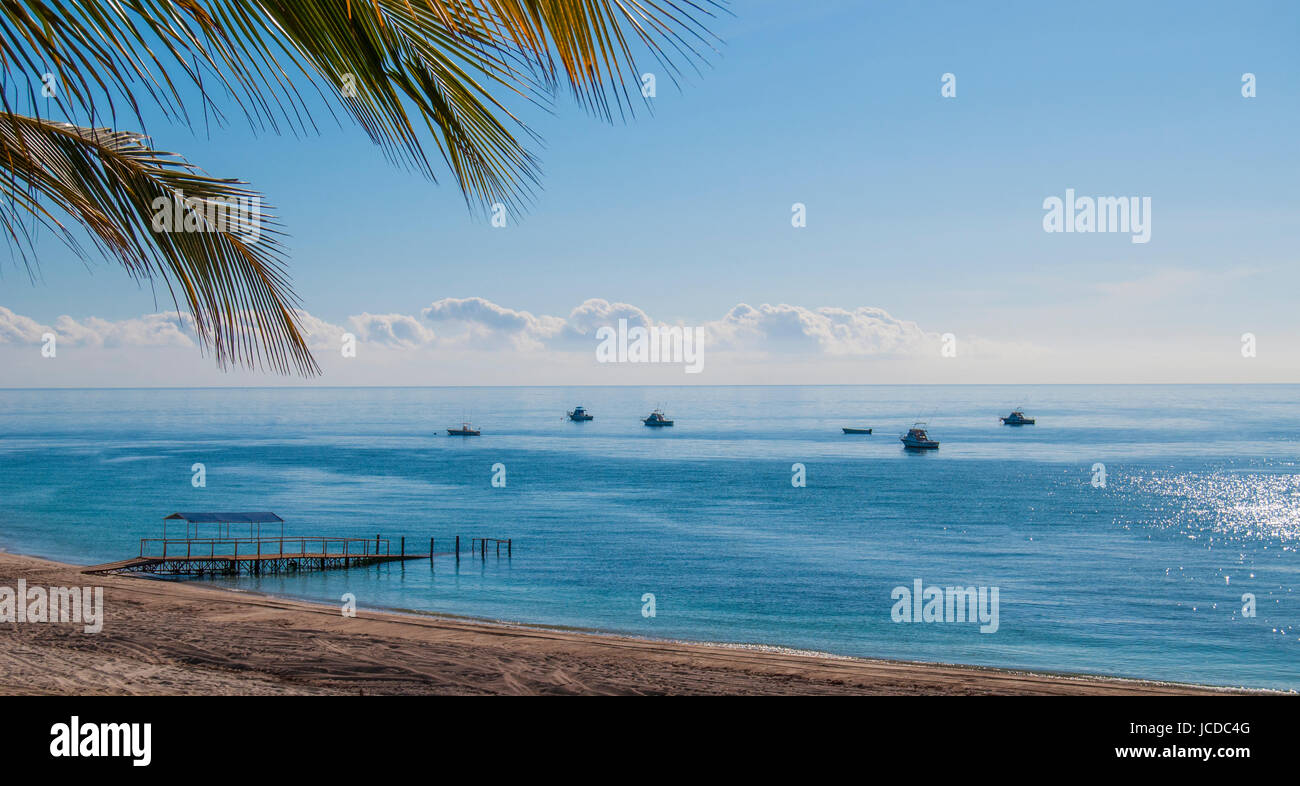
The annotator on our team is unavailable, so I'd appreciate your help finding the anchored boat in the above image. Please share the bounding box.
[567,406,594,421]
[999,410,1035,425]
[642,409,674,427]
[900,423,939,450]
[842,427,873,434]
[447,422,481,436]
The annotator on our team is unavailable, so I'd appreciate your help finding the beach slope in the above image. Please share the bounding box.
[0,552,1237,696]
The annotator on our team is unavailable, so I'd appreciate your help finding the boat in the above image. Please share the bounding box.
[567,406,594,421]
[447,422,481,436]
[642,409,674,427]
[999,410,1035,426]
[900,423,939,449]
[841,427,872,434]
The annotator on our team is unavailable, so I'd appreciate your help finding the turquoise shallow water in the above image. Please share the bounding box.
[0,385,1297,690]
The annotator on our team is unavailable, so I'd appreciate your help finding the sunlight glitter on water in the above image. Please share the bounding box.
[1121,472,1300,545]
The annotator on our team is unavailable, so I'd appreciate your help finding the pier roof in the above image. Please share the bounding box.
[164,512,284,524]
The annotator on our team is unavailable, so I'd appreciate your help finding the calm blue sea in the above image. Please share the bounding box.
[1,385,1297,690]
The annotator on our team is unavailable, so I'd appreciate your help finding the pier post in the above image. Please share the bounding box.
[455,536,460,562]
[400,537,405,557]
[508,539,512,557]
[429,538,434,565]
[376,533,380,555]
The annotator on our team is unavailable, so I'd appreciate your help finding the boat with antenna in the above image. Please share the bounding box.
[642,409,674,427]
[900,422,939,450]
[999,409,1035,426]
[447,422,481,436]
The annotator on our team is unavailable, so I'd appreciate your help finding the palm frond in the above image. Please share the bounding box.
[3,1,724,208]
[1,1,726,375]
[0,114,316,375]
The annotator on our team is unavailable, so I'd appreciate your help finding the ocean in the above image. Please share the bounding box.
[1,385,1296,690]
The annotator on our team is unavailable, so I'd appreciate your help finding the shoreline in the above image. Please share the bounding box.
[0,551,1266,695]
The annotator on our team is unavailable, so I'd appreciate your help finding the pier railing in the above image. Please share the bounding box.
[139,535,396,560]
[84,533,514,575]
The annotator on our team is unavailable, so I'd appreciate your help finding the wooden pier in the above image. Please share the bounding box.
[81,512,511,577]
[83,535,431,576]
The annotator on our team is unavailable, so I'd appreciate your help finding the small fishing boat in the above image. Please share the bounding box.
[900,423,939,449]
[567,406,594,421]
[642,409,674,427]
[841,427,873,434]
[447,422,481,436]
[999,410,1035,426]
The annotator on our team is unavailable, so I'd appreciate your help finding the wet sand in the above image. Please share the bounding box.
[0,552,1247,695]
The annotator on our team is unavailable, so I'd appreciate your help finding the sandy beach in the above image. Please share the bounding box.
[0,551,1246,696]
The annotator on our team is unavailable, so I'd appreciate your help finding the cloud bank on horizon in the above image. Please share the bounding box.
[0,296,1031,384]
[0,296,1284,386]
[0,296,950,354]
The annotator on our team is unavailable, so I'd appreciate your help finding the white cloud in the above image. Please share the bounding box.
[420,296,563,350]
[4,291,1296,385]
[78,313,195,347]
[0,305,49,343]
[0,298,972,357]
[565,298,653,335]
[705,303,935,355]
[348,312,435,348]
[0,306,194,348]
[294,308,349,350]
[0,296,1049,386]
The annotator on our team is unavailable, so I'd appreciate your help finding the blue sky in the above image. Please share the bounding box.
[2,0,1298,385]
